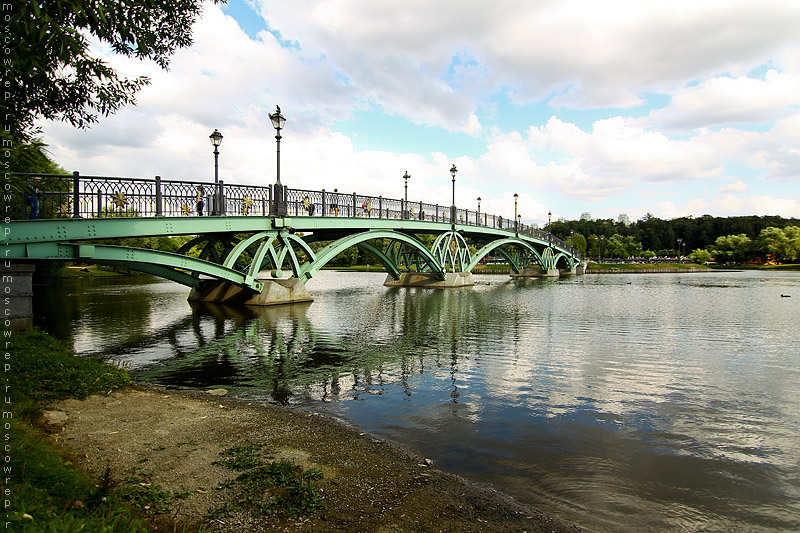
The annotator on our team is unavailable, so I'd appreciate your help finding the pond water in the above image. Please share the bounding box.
[38,269,800,532]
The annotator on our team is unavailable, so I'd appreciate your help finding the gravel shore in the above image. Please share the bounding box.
[50,384,584,532]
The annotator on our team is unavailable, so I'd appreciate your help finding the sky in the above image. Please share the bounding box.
[39,0,800,227]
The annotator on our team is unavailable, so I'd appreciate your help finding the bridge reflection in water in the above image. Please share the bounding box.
[6,172,584,306]
[119,272,544,406]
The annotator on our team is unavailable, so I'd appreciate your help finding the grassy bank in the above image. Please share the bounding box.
[586,262,708,271]
[5,329,150,531]
[6,329,328,532]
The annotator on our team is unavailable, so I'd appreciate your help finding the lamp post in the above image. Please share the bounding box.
[403,171,410,219]
[518,214,521,234]
[477,197,481,225]
[269,105,286,215]
[513,193,518,235]
[548,210,552,230]
[209,129,223,215]
[450,164,457,229]
[599,236,604,264]
[677,237,683,260]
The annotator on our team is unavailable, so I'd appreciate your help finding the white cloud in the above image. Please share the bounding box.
[649,71,800,130]
[35,1,800,222]
[718,181,748,193]
[256,0,800,113]
[528,117,723,183]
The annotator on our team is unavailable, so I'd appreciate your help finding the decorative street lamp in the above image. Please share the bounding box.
[209,129,223,215]
[403,170,410,219]
[677,237,683,259]
[514,193,518,235]
[518,214,521,234]
[269,106,287,215]
[599,235,605,264]
[450,164,457,229]
[269,106,286,184]
[548,210,552,230]
[477,197,481,225]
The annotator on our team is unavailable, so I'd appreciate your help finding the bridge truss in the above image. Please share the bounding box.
[3,173,584,297]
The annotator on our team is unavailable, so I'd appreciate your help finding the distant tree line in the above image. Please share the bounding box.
[549,214,800,264]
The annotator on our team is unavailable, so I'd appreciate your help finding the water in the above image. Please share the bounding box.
[38,270,800,531]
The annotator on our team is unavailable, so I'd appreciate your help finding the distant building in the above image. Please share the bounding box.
[558,217,567,223]
[618,213,630,225]
[580,212,592,221]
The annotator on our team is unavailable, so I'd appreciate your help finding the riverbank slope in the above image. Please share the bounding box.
[51,384,583,532]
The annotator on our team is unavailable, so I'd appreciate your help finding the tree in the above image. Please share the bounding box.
[6,0,224,144]
[711,234,752,264]
[689,248,712,264]
[758,227,791,262]
[572,233,587,255]
[785,226,800,262]
[758,226,800,263]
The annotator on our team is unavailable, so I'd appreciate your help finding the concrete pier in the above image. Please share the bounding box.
[510,268,560,278]
[383,271,474,288]
[2,263,35,329]
[188,278,313,306]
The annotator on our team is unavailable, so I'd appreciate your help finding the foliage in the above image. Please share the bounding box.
[3,135,67,175]
[711,234,752,264]
[551,214,800,264]
[757,225,800,262]
[6,0,224,143]
[689,248,713,264]
[209,443,324,519]
[9,328,131,401]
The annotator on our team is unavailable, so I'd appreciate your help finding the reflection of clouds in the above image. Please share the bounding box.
[56,271,800,529]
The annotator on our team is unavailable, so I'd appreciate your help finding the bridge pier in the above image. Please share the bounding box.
[383,272,474,288]
[510,268,560,278]
[187,278,312,306]
[2,263,34,329]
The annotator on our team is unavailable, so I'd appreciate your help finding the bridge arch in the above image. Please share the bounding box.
[298,230,446,281]
[466,238,544,273]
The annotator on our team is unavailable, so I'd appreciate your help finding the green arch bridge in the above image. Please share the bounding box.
[3,172,585,305]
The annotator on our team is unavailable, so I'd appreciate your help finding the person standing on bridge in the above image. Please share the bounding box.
[330,189,339,216]
[26,178,40,219]
[196,185,205,216]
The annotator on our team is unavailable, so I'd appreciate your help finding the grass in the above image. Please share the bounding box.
[208,443,323,520]
[10,328,131,401]
[117,468,190,518]
[6,328,324,530]
[6,328,149,531]
[586,262,708,271]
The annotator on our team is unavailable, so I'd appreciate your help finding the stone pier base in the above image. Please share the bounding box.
[510,268,560,278]
[188,278,313,306]
[2,263,34,329]
[383,271,474,288]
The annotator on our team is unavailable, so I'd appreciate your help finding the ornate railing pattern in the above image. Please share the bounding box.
[12,172,580,257]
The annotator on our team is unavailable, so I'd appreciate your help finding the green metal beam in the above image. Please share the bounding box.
[466,238,544,273]
[356,241,402,280]
[6,242,264,291]
[298,230,445,281]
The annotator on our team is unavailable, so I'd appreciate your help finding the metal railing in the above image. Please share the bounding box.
[10,172,581,258]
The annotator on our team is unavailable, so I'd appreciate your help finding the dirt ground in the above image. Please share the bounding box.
[50,384,584,532]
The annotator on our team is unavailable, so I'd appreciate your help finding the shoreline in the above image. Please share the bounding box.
[50,383,584,532]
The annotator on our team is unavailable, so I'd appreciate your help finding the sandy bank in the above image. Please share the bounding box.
[50,384,583,532]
